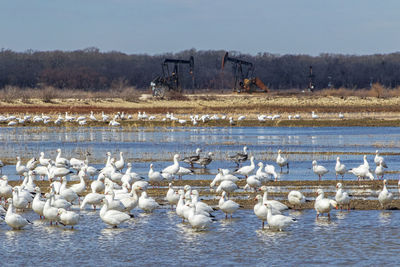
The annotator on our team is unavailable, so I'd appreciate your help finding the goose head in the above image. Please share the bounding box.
[312,160,317,166]
[195,148,202,154]
[336,183,343,189]
[316,188,324,196]
[257,162,264,168]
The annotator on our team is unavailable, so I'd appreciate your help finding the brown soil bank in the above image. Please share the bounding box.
[10,179,399,211]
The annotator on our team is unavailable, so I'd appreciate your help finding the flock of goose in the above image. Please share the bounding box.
[0,110,344,127]
[0,146,399,232]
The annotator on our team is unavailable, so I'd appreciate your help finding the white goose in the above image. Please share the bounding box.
[335,157,346,180]
[362,155,370,170]
[16,156,28,179]
[43,196,60,225]
[335,183,350,210]
[165,183,180,208]
[260,186,288,212]
[39,152,51,166]
[374,150,388,168]
[254,194,269,229]
[245,175,262,192]
[218,191,240,219]
[118,184,141,212]
[148,164,164,185]
[348,165,374,181]
[162,154,180,176]
[375,161,385,180]
[312,160,329,181]
[288,190,306,209]
[91,174,105,193]
[378,179,393,209]
[70,170,86,197]
[80,189,105,210]
[12,188,29,210]
[276,149,289,173]
[191,190,214,214]
[265,203,296,231]
[187,203,213,230]
[216,180,238,196]
[32,187,46,219]
[58,208,80,229]
[255,162,269,182]
[138,191,159,212]
[176,190,188,222]
[55,148,70,167]
[114,152,125,171]
[235,156,255,178]
[99,198,132,228]
[0,176,13,202]
[5,200,32,230]
[315,189,337,219]
[60,177,79,203]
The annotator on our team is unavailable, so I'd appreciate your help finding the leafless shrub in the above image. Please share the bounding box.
[117,87,142,102]
[0,86,20,103]
[164,90,189,101]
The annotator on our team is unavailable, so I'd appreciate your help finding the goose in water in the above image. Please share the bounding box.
[187,203,213,230]
[335,183,350,210]
[80,189,105,210]
[12,187,29,210]
[138,191,159,212]
[265,164,278,181]
[176,166,193,180]
[55,148,70,168]
[374,150,388,168]
[118,184,141,212]
[175,190,188,222]
[276,149,289,173]
[362,155,370,170]
[193,152,214,168]
[315,189,337,219]
[43,196,60,225]
[70,170,86,198]
[162,154,180,177]
[375,161,385,180]
[0,176,13,202]
[16,157,28,180]
[260,186,288,212]
[58,208,80,229]
[91,175,105,193]
[165,183,180,208]
[229,146,248,167]
[148,164,164,185]
[348,165,374,181]
[335,157,346,180]
[245,175,262,192]
[255,162,269,182]
[264,203,296,231]
[39,152,51,166]
[99,198,132,228]
[182,148,202,167]
[32,187,46,219]
[312,160,329,181]
[114,152,125,171]
[216,180,238,196]
[288,190,306,209]
[191,190,215,214]
[253,194,272,229]
[5,199,32,230]
[60,177,79,203]
[378,179,393,209]
[218,191,240,219]
[235,156,255,178]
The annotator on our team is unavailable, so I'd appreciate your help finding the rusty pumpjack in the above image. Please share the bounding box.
[150,56,194,98]
[221,52,268,93]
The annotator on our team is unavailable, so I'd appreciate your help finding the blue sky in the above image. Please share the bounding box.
[1,0,399,55]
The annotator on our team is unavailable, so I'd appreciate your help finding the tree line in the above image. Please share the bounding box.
[1,47,400,91]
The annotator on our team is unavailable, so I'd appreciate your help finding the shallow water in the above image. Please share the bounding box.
[1,126,400,181]
[1,126,400,266]
[1,208,399,266]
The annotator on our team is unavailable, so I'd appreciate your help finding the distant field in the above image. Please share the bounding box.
[1,93,400,126]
